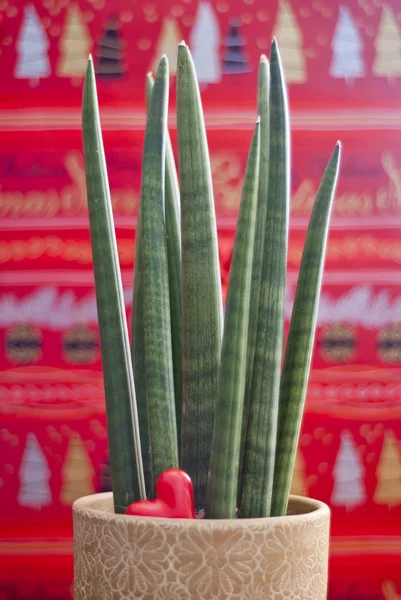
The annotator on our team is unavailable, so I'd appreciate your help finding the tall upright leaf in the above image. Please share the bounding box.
[177,42,223,509]
[238,55,270,506]
[130,78,154,498]
[82,57,145,512]
[206,120,260,519]
[272,143,341,516]
[165,126,183,445]
[132,208,152,496]
[241,39,290,518]
[146,73,183,444]
[141,56,178,482]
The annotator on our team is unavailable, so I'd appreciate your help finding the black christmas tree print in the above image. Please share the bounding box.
[95,16,126,78]
[98,454,112,493]
[222,19,250,75]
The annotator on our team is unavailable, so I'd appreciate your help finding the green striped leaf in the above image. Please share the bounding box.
[238,54,270,507]
[129,76,155,499]
[146,74,183,445]
[271,143,341,516]
[177,42,223,509]
[141,56,178,482]
[82,57,145,512]
[132,212,152,496]
[241,39,290,518]
[206,120,260,519]
[165,129,183,446]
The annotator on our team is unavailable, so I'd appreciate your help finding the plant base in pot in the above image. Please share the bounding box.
[75,34,341,600]
[73,492,330,600]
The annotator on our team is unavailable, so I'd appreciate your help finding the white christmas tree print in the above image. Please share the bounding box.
[14,4,51,83]
[373,4,401,80]
[190,2,221,84]
[273,0,307,83]
[151,18,182,76]
[18,433,52,509]
[57,4,92,79]
[330,6,365,84]
[331,430,366,510]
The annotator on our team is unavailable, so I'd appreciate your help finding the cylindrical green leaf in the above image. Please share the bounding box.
[131,170,152,499]
[141,56,179,482]
[177,42,223,510]
[241,39,290,518]
[130,76,153,497]
[131,73,183,497]
[238,55,270,507]
[271,143,341,516]
[147,73,183,445]
[82,57,146,512]
[206,120,260,519]
[165,132,183,446]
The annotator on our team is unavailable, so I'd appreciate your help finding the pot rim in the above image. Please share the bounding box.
[73,492,330,528]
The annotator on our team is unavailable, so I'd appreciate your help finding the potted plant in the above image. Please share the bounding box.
[73,39,340,600]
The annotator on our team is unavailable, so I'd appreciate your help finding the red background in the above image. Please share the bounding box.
[1,0,401,598]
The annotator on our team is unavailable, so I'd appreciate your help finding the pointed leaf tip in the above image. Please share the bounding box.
[332,142,342,163]
[271,37,279,57]
[158,54,168,67]
[260,54,268,64]
[178,42,191,63]
[86,55,94,73]
[84,56,96,92]
[154,55,169,79]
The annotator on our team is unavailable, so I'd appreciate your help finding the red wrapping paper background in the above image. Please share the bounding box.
[1,128,401,224]
[1,0,401,110]
[2,0,401,598]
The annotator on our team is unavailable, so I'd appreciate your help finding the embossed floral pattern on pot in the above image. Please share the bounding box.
[74,492,330,600]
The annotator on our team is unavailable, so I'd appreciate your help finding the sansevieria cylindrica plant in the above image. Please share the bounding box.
[82,39,341,518]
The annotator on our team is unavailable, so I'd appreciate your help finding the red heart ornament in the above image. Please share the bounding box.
[125,468,195,519]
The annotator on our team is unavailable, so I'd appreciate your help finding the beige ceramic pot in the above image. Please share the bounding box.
[73,492,330,600]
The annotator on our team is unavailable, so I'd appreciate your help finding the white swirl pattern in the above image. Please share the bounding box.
[74,493,329,600]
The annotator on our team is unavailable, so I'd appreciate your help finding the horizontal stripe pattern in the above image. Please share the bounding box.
[1,108,401,131]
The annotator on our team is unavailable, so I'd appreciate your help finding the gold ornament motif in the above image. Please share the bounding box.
[6,323,43,364]
[318,323,356,363]
[62,324,99,364]
[377,322,401,363]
